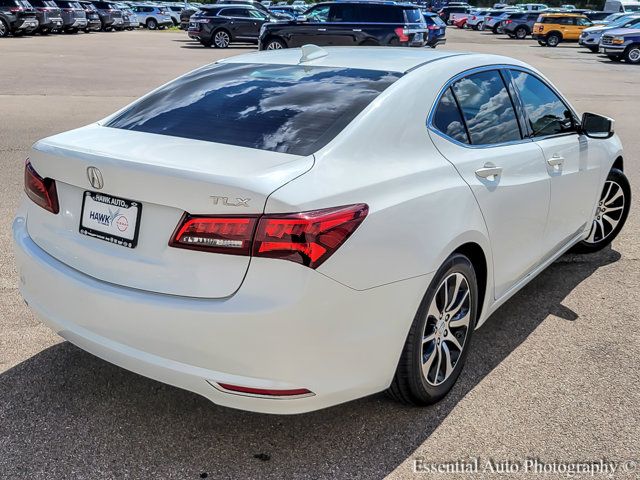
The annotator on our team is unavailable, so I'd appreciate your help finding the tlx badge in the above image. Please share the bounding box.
[210,196,250,207]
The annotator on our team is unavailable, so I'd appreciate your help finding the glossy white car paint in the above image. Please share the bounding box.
[13,47,622,414]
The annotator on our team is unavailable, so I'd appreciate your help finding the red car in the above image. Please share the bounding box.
[453,15,468,28]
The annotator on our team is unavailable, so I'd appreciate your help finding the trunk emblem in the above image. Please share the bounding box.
[210,196,250,207]
[87,166,104,190]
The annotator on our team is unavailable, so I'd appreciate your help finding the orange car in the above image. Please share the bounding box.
[532,13,594,47]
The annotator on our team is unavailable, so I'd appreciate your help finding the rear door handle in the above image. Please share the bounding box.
[547,155,564,167]
[475,164,503,180]
[352,28,361,31]
[317,28,326,31]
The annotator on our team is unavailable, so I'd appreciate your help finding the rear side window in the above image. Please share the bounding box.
[432,88,469,144]
[105,63,402,156]
[355,4,403,23]
[510,70,575,137]
[451,70,522,145]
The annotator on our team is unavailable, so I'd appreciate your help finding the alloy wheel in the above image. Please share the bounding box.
[422,272,471,386]
[627,47,640,63]
[214,30,230,48]
[0,20,7,37]
[584,180,625,244]
[266,41,283,50]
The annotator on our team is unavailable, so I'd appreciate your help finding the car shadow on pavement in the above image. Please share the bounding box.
[0,248,620,479]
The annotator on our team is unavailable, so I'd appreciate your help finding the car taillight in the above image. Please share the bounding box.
[169,215,258,255]
[169,204,368,269]
[24,160,59,214]
[254,204,368,269]
[9,6,23,12]
[471,15,476,19]
[394,27,409,42]
[428,25,437,30]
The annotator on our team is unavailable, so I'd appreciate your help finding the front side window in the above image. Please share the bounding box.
[432,88,469,144]
[105,63,402,156]
[510,70,575,137]
[451,70,522,145]
[306,4,329,22]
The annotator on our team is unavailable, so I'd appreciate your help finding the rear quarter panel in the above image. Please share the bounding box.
[264,59,494,293]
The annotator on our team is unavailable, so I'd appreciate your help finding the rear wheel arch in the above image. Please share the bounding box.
[262,34,287,48]
[451,242,488,323]
[612,156,623,172]
[546,30,562,39]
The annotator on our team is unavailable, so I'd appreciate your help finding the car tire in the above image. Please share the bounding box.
[571,168,631,254]
[40,28,50,35]
[0,19,8,37]
[492,25,500,34]
[515,26,527,39]
[586,46,598,53]
[146,18,157,30]
[477,21,484,31]
[387,253,478,406]
[213,29,230,48]
[623,44,640,64]
[546,32,561,47]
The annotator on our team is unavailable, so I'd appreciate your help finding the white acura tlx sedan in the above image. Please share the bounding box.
[13,46,630,414]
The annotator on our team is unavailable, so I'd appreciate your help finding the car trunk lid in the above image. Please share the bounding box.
[25,124,314,298]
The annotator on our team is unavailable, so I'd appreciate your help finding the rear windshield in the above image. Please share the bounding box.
[105,63,402,156]
[403,7,423,23]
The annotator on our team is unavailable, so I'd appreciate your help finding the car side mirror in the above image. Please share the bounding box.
[580,112,614,139]
[295,14,307,22]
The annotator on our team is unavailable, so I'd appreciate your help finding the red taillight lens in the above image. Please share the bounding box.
[394,27,409,42]
[169,204,368,269]
[9,6,23,12]
[428,25,438,30]
[505,19,512,24]
[253,204,368,269]
[24,160,59,214]
[169,215,257,255]
[217,383,312,397]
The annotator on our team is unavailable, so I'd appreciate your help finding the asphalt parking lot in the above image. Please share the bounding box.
[1,29,639,479]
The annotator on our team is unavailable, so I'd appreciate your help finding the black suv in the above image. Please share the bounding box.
[0,0,37,36]
[258,1,427,50]
[28,0,63,34]
[188,4,276,48]
[501,11,540,39]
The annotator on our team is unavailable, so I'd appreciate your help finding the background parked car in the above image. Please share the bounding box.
[484,8,519,33]
[78,0,100,31]
[131,4,172,30]
[29,0,63,34]
[179,5,196,29]
[258,1,428,50]
[600,26,640,62]
[502,11,541,39]
[532,12,593,46]
[91,0,123,30]
[579,14,640,51]
[0,0,38,37]
[466,9,488,30]
[424,11,446,47]
[53,0,87,32]
[115,2,137,29]
[165,4,182,25]
[603,0,640,14]
[453,14,467,28]
[189,4,273,47]
[584,10,613,22]
[438,4,467,24]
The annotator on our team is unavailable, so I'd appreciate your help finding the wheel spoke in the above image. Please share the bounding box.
[433,345,442,383]
[449,311,470,329]
[442,342,453,379]
[447,290,469,319]
[422,332,436,345]
[444,334,463,351]
[601,181,614,204]
[427,299,441,321]
[602,214,619,232]
[422,346,437,380]
[605,186,623,206]
[446,274,463,311]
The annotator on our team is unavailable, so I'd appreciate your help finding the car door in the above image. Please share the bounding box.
[428,69,551,299]
[286,3,330,47]
[246,8,268,39]
[508,69,601,254]
[220,7,253,38]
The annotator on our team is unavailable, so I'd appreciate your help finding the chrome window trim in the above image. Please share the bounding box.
[427,64,580,149]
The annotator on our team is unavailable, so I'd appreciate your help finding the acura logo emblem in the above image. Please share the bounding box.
[87,166,104,190]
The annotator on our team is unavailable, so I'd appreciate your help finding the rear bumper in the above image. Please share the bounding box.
[13,212,429,414]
